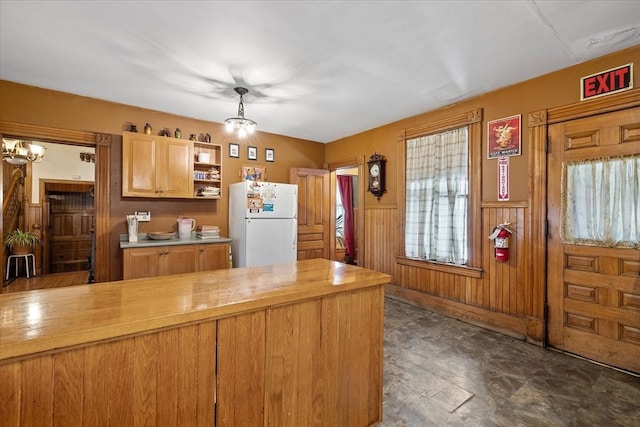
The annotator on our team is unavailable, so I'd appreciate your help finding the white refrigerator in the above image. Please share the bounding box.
[229,181,298,267]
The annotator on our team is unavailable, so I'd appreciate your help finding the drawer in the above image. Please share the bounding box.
[77,240,92,250]
[52,251,76,262]
[51,241,75,251]
[76,249,91,260]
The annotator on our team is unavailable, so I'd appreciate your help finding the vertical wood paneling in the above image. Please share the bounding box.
[266,299,321,426]
[2,321,217,426]
[396,205,529,320]
[177,325,198,426]
[0,363,21,426]
[157,328,179,427]
[109,337,135,425]
[217,311,266,427]
[263,288,383,427]
[133,333,158,427]
[196,322,216,427]
[363,207,397,274]
[21,356,54,427]
[53,349,84,426]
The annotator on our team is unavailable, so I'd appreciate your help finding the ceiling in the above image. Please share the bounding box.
[1,1,638,143]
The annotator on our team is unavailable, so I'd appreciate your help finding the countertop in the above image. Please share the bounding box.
[0,259,390,361]
[119,233,231,249]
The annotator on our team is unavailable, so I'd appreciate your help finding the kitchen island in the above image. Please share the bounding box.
[0,259,390,426]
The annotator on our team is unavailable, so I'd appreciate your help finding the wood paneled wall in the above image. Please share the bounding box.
[0,321,217,426]
[375,203,532,339]
[362,206,397,275]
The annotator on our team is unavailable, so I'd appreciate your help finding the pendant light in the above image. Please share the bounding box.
[224,87,257,138]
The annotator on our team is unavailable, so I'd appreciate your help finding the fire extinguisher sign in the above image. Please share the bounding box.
[498,157,509,201]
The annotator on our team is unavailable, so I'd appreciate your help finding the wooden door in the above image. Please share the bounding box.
[290,168,330,260]
[159,138,193,198]
[197,243,231,271]
[163,245,197,275]
[123,247,162,280]
[547,107,640,373]
[122,132,158,197]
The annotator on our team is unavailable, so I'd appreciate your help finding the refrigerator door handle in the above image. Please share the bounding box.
[292,219,297,247]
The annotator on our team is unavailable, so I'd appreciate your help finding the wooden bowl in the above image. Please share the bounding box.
[147,232,175,240]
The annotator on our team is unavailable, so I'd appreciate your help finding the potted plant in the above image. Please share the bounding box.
[5,228,41,255]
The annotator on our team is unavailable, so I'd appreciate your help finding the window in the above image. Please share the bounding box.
[398,108,482,272]
[405,127,469,264]
[562,154,639,248]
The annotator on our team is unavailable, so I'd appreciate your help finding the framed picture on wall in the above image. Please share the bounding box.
[265,148,275,162]
[487,114,521,159]
[248,146,258,160]
[229,143,239,158]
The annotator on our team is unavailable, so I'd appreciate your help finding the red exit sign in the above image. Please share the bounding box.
[581,63,633,101]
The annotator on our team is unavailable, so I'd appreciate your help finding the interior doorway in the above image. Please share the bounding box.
[42,180,95,278]
[2,139,96,290]
[328,158,365,266]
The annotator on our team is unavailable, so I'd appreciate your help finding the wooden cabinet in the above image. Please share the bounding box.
[197,243,231,271]
[50,239,92,273]
[122,131,193,198]
[49,212,94,273]
[123,243,230,280]
[193,142,222,199]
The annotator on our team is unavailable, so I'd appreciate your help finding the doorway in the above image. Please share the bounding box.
[3,138,96,292]
[335,167,358,264]
[546,106,640,373]
[328,158,365,265]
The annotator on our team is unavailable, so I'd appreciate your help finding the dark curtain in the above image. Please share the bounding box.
[337,175,355,261]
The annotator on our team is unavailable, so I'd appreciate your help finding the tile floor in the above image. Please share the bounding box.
[381,297,640,426]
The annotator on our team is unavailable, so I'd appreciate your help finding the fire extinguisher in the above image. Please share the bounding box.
[488,222,513,262]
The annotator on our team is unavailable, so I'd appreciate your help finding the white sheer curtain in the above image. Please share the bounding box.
[562,154,640,248]
[405,127,468,264]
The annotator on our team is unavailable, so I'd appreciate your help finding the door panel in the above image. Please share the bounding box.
[290,168,330,260]
[547,107,640,373]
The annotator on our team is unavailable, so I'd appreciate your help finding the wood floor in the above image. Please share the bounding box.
[2,270,90,293]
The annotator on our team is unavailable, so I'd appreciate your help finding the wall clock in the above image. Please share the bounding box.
[367,153,386,200]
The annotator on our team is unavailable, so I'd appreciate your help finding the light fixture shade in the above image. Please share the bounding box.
[224,87,257,138]
[3,138,46,164]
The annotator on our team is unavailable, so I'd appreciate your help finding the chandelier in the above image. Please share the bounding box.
[224,87,257,138]
[2,138,46,165]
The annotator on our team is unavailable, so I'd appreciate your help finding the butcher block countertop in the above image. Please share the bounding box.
[0,259,391,362]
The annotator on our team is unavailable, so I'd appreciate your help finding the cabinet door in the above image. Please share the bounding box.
[162,245,198,275]
[122,133,159,197]
[123,247,162,280]
[197,243,231,272]
[158,139,193,198]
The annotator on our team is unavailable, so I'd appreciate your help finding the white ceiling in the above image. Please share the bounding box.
[1,1,638,143]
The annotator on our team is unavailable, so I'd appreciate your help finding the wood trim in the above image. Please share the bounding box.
[528,110,548,342]
[481,201,529,208]
[0,121,96,145]
[396,108,483,268]
[547,87,640,124]
[94,134,110,283]
[0,122,111,284]
[386,284,526,339]
[396,256,483,279]
[403,108,482,139]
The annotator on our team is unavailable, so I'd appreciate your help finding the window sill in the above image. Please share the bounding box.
[396,256,483,279]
